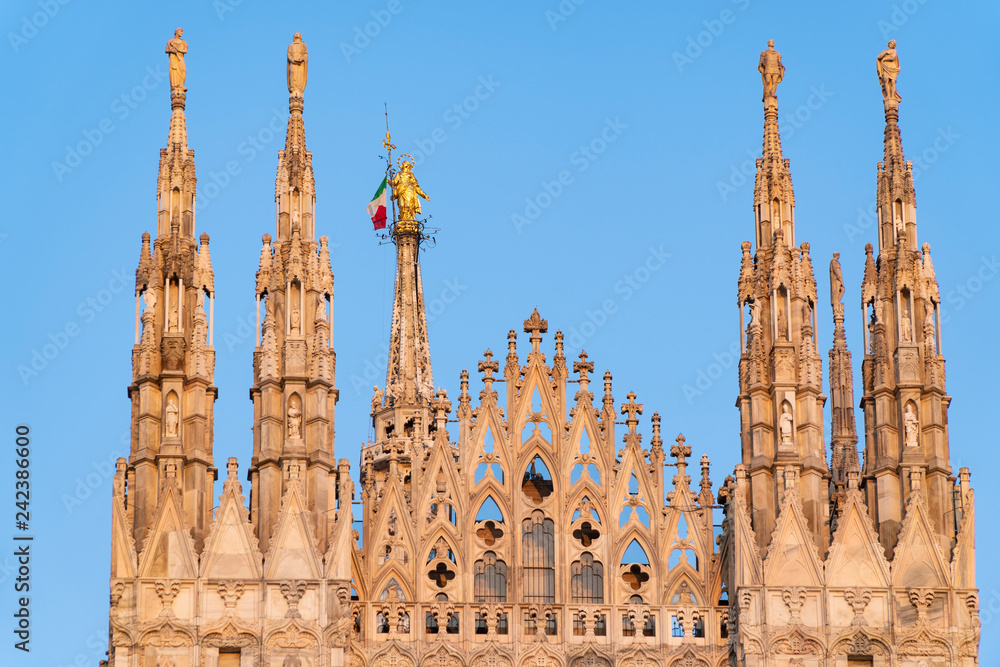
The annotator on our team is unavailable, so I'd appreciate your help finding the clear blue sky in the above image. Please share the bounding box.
[2,1,999,664]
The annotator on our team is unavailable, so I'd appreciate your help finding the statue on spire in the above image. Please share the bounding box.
[166,28,188,93]
[287,32,308,97]
[391,160,430,224]
[830,251,845,305]
[876,40,901,104]
[758,39,784,101]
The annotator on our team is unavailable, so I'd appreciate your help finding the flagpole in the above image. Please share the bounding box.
[383,103,397,236]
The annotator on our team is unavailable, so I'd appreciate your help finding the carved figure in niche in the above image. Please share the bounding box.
[876,40,901,103]
[749,300,760,328]
[830,252,844,304]
[758,39,784,100]
[924,308,936,345]
[143,289,157,312]
[165,395,179,437]
[286,33,308,96]
[290,306,301,334]
[900,312,912,342]
[168,305,179,331]
[287,395,302,438]
[776,301,788,340]
[371,386,383,415]
[779,403,793,447]
[391,160,430,222]
[165,28,188,93]
[904,404,919,447]
[316,295,326,322]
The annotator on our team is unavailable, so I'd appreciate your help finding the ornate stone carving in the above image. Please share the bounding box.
[279,581,307,618]
[843,587,871,626]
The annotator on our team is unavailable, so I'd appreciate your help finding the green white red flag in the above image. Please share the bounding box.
[367,177,388,230]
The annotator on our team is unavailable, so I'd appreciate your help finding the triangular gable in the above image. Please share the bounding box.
[414,436,466,520]
[110,492,138,579]
[762,491,823,587]
[324,496,357,580]
[200,475,262,579]
[891,491,950,588]
[730,486,763,586]
[825,489,890,587]
[951,490,975,589]
[138,484,199,578]
[263,482,323,579]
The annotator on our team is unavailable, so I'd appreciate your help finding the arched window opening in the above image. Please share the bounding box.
[570,553,604,603]
[619,504,650,528]
[521,511,555,602]
[570,463,602,486]
[521,456,554,504]
[475,496,505,523]
[473,551,508,603]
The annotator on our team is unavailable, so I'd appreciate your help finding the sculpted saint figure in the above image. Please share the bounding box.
[391,161,430,222]
[758,39,784,101]
[830,252,845,305]
[287,33,308,96]
[287,396,302,438]
[290,306,300,333]
[165,28,188,93]
[901,307,912,342]
[168,305,179,331]
[904,404,919,447]
[779,403,794,447]
[371,385,384,415]
[143,289,156,312]
[876,40,901,103]
[165,396,179,437]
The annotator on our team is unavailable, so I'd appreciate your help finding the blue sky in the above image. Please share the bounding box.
[2,1,999,663]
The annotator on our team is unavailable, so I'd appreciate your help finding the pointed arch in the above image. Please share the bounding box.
[521,452,555,505]
[620,537,650,566]
[474,495,505,523]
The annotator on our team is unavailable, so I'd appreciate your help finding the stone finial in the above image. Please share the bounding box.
[523,308,548,335]
[620,391,643,425]
[227,457,238,478]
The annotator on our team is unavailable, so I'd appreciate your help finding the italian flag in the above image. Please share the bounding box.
[367,177,388,230]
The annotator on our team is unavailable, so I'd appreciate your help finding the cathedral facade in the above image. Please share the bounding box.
[104,34,980,667]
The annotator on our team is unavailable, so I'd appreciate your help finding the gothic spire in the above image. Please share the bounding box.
[861,40,952,556]
[157,28,195,240]
[827,252,859,492]
[753,39,795,249]
[247,33,337,554]
[875,40,916,253]
[383,157,434,407]
[737,42,828,555]
[126,30,217,554]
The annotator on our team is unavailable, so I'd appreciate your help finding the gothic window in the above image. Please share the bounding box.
[521,455,554,504]
[521,510,555,602]
[427,561,456,588]
[619,504,650,528]
[570,553,604,603]
[671,615,683,638]
[572,520,601,547]
[475,496,505,523]
[570,463,601,485]
[474,551,508,602]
